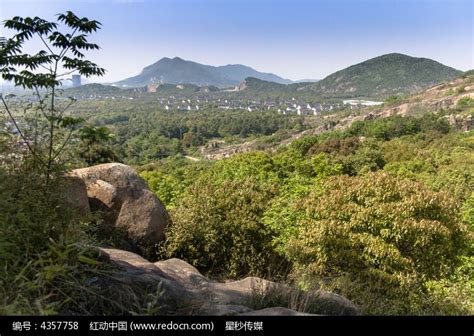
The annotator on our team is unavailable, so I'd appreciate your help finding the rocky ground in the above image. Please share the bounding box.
[100,248,358,316]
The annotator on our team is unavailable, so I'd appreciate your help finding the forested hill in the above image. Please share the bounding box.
[298,53,462,98]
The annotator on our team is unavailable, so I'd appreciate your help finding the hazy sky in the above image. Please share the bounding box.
[1,0,473,83]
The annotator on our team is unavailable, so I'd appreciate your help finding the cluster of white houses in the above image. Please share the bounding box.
[29,81,385,115]
[155,96,383,115]
[67,93,383,115]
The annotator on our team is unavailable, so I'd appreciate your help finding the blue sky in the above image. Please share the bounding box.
[1,0,473,82]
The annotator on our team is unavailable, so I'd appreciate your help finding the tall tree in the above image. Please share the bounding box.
[79,125,116,165]
[0,12,105,183]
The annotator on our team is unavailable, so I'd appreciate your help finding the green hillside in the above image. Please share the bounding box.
[301,53,462,98]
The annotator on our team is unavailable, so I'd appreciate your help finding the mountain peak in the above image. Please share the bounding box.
[302,53,461,98]
[116,58,292,87]
[157,56,184,62]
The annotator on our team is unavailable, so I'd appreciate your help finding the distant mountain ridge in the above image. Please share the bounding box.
[88,53,462,99]
[115,57,292,88]
[298,53,462,98]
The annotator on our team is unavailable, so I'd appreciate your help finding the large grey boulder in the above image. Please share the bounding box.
[72,163,170,251]
[99,248,359,316]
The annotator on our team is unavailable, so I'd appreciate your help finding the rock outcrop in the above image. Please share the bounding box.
[72,163,170,251]
[99,248,359,316]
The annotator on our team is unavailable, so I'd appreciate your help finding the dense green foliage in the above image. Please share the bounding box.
[0,170,93,314]
[166,176,279,277]
[161,152,279,277]
[78,125,117,165]
[282,173,466,313]
[142,112,473,314]
[68,100,306,164]
[139,158,211,208]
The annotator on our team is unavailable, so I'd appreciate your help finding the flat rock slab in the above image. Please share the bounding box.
[99,248,359,316]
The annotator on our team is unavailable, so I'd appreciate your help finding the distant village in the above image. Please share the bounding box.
[67,84,384,116]
[154,97,381,115]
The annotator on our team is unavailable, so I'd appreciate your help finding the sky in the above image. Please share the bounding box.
[0,0,473,83]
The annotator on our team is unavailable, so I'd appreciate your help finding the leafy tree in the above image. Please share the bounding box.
[79,125,116,165]
[0,12,105,182]
[181,131,204,147]
[264,153,341,254]
[307,136,360,156]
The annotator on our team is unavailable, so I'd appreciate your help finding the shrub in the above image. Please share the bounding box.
[307,136,360,156]
[456,86,466,94]
[457,97,474,108]
[165,176,279,278]
[0,168,103,314]
[337,140,386,175]
[140,158,211,209]
[211,151,280,184]
[264,153,342,254]
[281,172,467,313]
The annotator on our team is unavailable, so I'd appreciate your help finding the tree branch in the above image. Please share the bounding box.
[57,98,75,119]
[39,63,53,72]
[37,32,55,55]
[51,128,74,161]
[57,69,76,78]
[1,96,47,168]
[58,27,78,59]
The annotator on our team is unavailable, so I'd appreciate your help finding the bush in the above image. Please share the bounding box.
[164,176,279,278]
[336,139,386,175]
[210,151,280,184]
[457,97,474,108]
[163,151,284,278]
[307,136,360,156]
[384,95,402,106]
[264,153,342,254]
[280,172,467,313]
[0,168,101,314]
[140,157,211,209]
